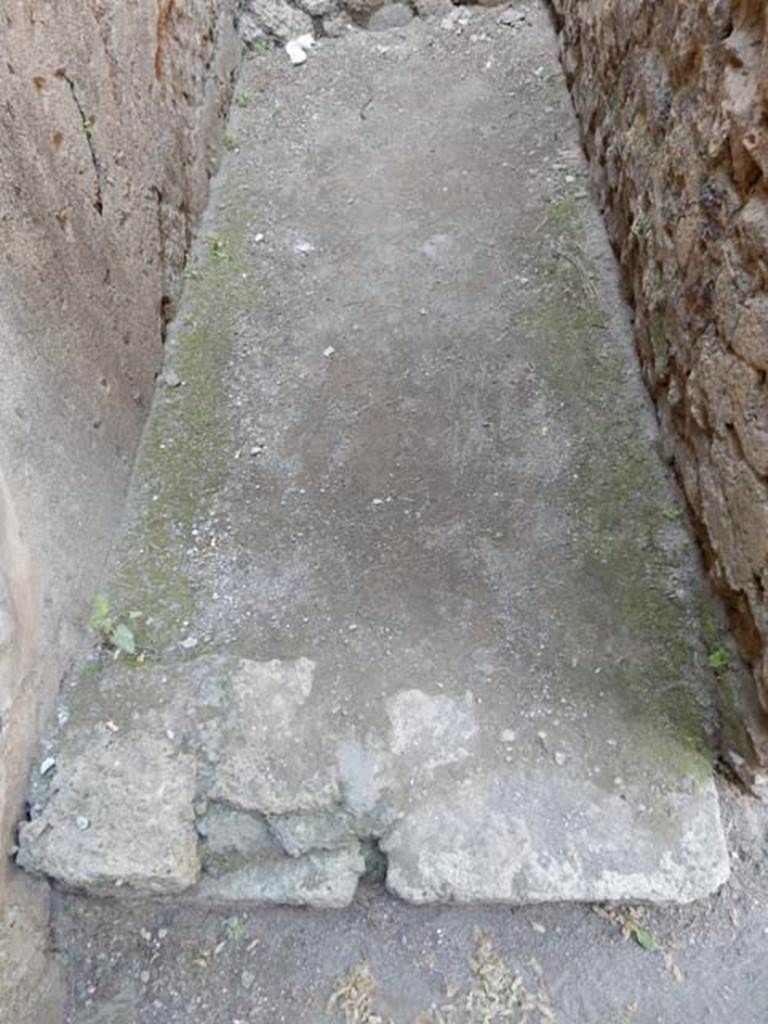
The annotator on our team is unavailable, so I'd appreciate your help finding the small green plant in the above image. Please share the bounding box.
[593,905,659,952]
[96,961,114,983]
[223,131,239,151]
[628,922,658,951]
[210,236,231,262]
[62,948,82,969]
[88,594,141,656]
[225,916,248,942]
[708,645,731,672]
[251,38,270,56]
[661,505,683,521]
[183,253,201,280]
[235,92,250,109]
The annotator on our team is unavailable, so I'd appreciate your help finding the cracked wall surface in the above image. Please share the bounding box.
[0,3,241,1020]
[550,0,768,785]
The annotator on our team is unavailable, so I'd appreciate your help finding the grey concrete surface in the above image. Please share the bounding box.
[18,3,734,907]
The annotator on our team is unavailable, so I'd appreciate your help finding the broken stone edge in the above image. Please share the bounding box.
[17,654,731,909]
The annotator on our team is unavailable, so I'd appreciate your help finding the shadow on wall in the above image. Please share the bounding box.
[0,473,65,1022]
[0,471,41,837]
[0,0,243,1019]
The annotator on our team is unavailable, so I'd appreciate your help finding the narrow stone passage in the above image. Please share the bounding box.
[19,4,728,908]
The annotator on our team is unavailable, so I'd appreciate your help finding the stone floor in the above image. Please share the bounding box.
[15,2,768,1018]
[19,2,732,908]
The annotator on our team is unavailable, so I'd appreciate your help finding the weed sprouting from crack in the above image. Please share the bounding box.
[592,906,685,984]
[593,905,659,951]
[224,915,248,943]
[88,593,142,658]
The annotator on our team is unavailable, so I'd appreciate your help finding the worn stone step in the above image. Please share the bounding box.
[18,7,729,906]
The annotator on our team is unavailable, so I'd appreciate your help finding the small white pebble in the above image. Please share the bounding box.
[323,346,336,357]
[39,757,56,776]
[285,39,308,65]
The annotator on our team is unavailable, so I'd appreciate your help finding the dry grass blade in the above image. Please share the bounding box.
[464,928,555,1024]
[331,935,558,1024]
[326,962,390,1024]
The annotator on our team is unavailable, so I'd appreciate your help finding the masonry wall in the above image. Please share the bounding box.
[0,3,240,1019]
[550,0,768,783]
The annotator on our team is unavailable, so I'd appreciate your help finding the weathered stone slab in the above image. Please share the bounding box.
[383,771,729,904]
[240,0,313,42]
[268,810,358,857]
[17,735,199,895]
[199,804,284,866]
[209,658,341,815]
[195,848,365,908]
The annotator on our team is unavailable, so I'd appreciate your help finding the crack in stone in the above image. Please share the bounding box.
[58,71,104,216]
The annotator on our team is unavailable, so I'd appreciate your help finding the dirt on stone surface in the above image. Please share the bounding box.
[53,783,768,1023]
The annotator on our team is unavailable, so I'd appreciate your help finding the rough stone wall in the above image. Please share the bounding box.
[0,3,240,1019]
[550,0,768,783]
